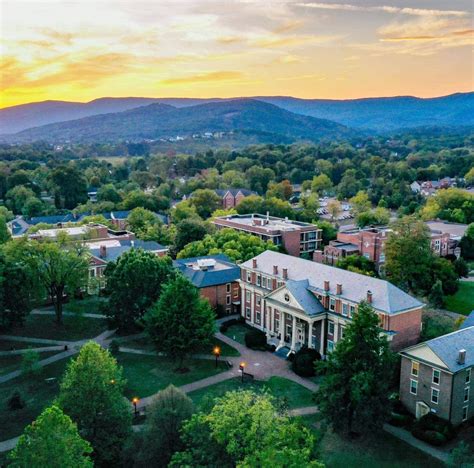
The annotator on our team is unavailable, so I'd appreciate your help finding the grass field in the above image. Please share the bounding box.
[299,415,444,468]
[6,314,109,341]
[116,352,227,399]
[444,281,474,315]
[0,351,59,376]
[0,357,72,440]
[63,296,107,315]
[223,323,253,345]
[188,376,315,410]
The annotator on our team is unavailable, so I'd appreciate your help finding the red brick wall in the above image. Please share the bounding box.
[235,192,245,205]
[223,193,235,209]
[282,230,301,257]
[200,281,239,310]
[389,308,422,351]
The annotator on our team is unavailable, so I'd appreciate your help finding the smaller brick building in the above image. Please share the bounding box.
[399,326,473,425]
[214,189,256,209]
[173,254,241,315]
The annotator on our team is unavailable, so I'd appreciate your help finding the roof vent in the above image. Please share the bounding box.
[197,258,216,270]
[458,349,466,365]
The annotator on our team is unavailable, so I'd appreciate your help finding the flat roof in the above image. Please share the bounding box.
[214,214,318,232]
[425,220,468,238]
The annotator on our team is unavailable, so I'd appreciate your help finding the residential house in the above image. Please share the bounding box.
[240,251,424,356]
[173,254,241,314]
[410,178,457,197]
[399,326,473,425]
[214,189,256,209]
[213,213,322,257]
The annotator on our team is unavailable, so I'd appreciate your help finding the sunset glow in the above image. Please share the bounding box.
[1,0,473,108]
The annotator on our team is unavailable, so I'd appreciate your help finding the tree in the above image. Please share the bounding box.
[9,405,93,468]
[29,242,89,324]
[57,342,131,466]
[459,223,474,260]
[428,280,444,308]
[22,197,44,217]
[431,257,458,296]
[177,228,278,262]
[336,254,377,276]
[48,165,88,209]
[266,179,293,200]
[448,441,474,468]
[97,183,122,204]
[236,195,294,219]
[385,217,433,294]
[465,167,474,186]
[134,385,194,466]
[171,390,322,467]
[0,216,10,244]
[349,191,371,215]
[454,257,469,278]
[299,193,320,220]
[315,220,337,245]
[188,189,222,219]
[311,174,333,194]
[170,200,201,224]
[144,275,215,368]
[5,185,37,214]
[174,218,209,252]
[327,199,341,222]
[314,301,394,435]
[104,249,173,330]
[126,207,160,236]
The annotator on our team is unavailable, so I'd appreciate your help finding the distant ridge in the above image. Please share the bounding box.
[2,98,354,143]
[0,92,472,136]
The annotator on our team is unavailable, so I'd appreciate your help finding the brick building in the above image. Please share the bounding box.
[399,326,473,425]
[239,251,424,356]
[173,254,241,314]
[214,189,256,209]
[213,213,322,257]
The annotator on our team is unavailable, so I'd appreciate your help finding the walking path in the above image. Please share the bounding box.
[31,310,106,319]
[0,335,72,346]
[383,424,450,463]
[0,345,65,356]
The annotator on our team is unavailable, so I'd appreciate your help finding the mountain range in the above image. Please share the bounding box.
[0,92,472,143]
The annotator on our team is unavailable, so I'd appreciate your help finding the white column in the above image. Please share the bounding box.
[333,319,339,344]
[279,311,285,347]
[290,315,297,352]
[308,321,313,349]
[319,320,326,355]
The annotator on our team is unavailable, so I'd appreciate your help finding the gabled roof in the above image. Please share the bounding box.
[88,240,168,263]
[283,280,325,316]
[173,254,240,288]
[240,251,424,315]
[401,326,474,373]
[214,188,255,197]
[461,311,474,330]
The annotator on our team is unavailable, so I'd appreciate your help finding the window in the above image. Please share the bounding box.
[245,291,251,302]
[432,369,440,385]
[349,305,355,318]
[245,307,251,319]
[462,406,469,422]
[275,319,280,332]
[246,271,252,283]
[464,387,470,403]
[226,295,231,305]
[329,298,335,311]
[342,303,348,317]
[256,275,261,287]
[327,340,334,353]
[411,361,419,377]
[90,269,96,277]
[431,388,439,404]
[262,277,267,289]
[256,311,261,324]
[466,369,471,385]
[226,283,231,293]
[328,321,335,335]
[379,253,386,263]
[256,295,261,307]
[340,327,345,339]
[410,379,418,395]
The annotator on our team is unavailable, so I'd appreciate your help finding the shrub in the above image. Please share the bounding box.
[292,348,321,377]
[388,412,413,428]
[244,329,267,349]
[21,349,41,377]
[109,339,120,356]
[411,427,446,446]
[220,317,245,333]
[7,390,25,410]
[411,413,456,446]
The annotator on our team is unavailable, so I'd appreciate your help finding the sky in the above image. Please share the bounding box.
[1,0,473,108]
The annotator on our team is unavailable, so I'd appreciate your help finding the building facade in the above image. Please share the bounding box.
[399,327,473,425]
[239,251,424,356]
[214,189,256,209]
[173,254,241,314]
[213,213,322,257]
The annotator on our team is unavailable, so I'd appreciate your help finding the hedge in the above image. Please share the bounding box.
[244,329,267,349]
[411,413,456,446]
[291,348,321,377]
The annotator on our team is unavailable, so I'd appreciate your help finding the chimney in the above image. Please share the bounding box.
[282,268,288,280]
[336,283,342,295]
[458,349,466,365]
[367,290,373,304]
[324,280,330,291]
[252,258,257,269]
[99,245,107,259]
[273,265,278,275]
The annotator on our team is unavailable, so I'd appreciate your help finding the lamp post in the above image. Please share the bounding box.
[213,346,221,368]
[239,362,246,383]
[132,397,139,417]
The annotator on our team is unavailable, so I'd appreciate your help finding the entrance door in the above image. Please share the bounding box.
[416,401,430,419]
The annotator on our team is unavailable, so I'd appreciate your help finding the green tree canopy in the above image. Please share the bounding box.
[144,274,215,368]
[48,165,88,210]
[459,223,474,260]
[9,405,93,468]
[104,249,174,330]
[235,195,294,219]
[57,342,131,466]
[177,228,278,262]
[188,189,222,218]
[314,301,395,435]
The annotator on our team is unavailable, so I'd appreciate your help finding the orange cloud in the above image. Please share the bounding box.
[160,71,244,85]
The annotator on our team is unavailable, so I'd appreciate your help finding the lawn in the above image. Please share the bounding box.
[63,296,107,315]
[0,340,53,351]
[0,357,72,441]
[116,352,227,399]
[188,376,315,410]
[6,313,109,341]
[299,417,444,468]
[119,335,240,357]
[444,281,474,315]
[0,351,59,376]
[222,323,253,345]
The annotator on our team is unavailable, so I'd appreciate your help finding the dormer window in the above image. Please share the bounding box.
[329,298,336,311]
[246,271,252,283]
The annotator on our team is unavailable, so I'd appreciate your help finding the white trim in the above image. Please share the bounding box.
[431,387,439,405]
[411,360,419,377]
[410,379,418,395]
[432,368,441,385]
[464,387,470,403]
[462,405,469,422]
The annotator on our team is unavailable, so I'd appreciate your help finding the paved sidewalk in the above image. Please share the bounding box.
[383,424,449,463]
[0,345,65,356]
[0,437,20,454]
[32,310,106,319]
[288,406,318,417]
[0,335,72,346]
